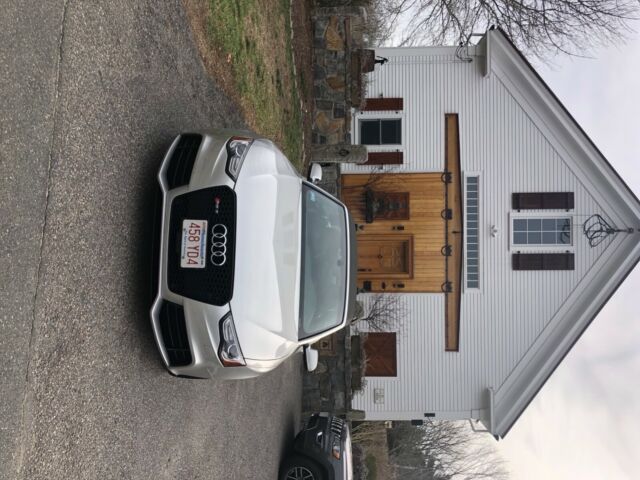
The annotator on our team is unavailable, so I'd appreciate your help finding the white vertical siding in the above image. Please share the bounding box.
[350,47,612,417]
[344,48,467,173]
[353,294,446,413]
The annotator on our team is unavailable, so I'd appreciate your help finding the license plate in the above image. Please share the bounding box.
[180,219,207,268]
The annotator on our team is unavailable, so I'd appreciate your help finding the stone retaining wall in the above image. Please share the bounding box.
[302,327,352,415]
[314,164,341,196]
[311,7,366,146]
[302,6,371,416]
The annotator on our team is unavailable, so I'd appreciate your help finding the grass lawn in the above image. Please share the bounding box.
[185,0,305,169]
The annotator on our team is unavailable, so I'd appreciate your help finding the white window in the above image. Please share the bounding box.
[512,217,572,246]
[355,109,404,148]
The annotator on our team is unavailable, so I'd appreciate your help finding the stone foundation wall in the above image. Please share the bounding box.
[311,7,366,146]
[302,327,352,415]
[303,6,370,415]
[314,164,341,196]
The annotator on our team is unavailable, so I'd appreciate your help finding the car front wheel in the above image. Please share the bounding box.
[280,455,324,480]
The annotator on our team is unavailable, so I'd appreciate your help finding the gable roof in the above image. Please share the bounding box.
[483,27,640,439]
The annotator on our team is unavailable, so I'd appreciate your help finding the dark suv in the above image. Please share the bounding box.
[280,413,352,480]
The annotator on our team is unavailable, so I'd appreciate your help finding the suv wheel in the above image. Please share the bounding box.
[280,456,323,480]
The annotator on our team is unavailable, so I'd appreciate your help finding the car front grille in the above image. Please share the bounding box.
[159,301,192,367]
[167,186,236,305]
[166,134,202,189]
[330,416,345,435]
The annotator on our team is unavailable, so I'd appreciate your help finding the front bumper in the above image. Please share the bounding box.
[150,132,265,380]
[292,413,348,479]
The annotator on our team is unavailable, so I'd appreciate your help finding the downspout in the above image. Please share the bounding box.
[488,386,498,439]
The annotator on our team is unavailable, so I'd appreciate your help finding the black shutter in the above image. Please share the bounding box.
[363,97,404,111]
[512,192,574,210]
[512,253,574,271]
[365,151,404,165]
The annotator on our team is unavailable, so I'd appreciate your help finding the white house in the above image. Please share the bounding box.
[341,27,640,439]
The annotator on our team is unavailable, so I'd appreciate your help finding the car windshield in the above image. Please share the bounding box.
[299,184,348,339]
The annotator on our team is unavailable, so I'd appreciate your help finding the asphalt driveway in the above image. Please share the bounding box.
[0,1,302,479]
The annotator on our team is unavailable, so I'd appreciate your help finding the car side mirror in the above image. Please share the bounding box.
[304,346,319,372]
[308,163,322,184]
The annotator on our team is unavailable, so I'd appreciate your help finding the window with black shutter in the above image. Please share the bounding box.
[512,253,575,270]
[512,217,572,246]
[512,192,574,210]
[360,119,402,145]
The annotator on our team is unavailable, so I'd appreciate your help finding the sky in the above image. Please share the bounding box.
[495,30,640,480]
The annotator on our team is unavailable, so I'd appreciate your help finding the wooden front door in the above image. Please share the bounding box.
[358,235,413,277]
[364,332,397,376]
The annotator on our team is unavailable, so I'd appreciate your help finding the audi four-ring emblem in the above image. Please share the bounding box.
[210,224,228,266]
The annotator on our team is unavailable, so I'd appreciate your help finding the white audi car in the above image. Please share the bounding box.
[151,131,356,379]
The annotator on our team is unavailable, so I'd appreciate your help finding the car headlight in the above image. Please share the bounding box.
[218,313,246,367]
[225,136,252,181]
[332,437,341,459]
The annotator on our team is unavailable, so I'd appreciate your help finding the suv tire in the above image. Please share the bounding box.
[280,455,325,480]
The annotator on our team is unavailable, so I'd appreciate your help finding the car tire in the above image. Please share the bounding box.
[280,455,325,480]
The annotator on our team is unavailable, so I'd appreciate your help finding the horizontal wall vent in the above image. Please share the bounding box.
[465,176,480,289]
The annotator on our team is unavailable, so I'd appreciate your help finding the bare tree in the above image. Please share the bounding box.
[317,0,396,43]
[340,165,400,192]
[376,0,640,58]
[388,420,509,480]
[351,293,408,331]
[350,420,508,479]
[351,420,388,444]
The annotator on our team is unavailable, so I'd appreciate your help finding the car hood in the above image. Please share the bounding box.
[229,140,302,361]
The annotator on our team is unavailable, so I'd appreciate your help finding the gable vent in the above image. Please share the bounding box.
[465,176,480,289]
